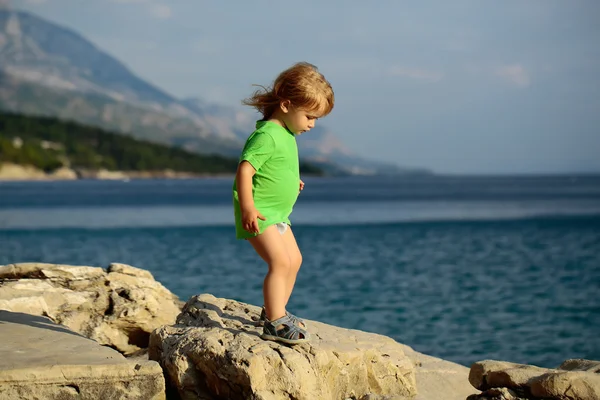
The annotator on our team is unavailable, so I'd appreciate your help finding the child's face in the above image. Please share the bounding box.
[283,105,321,135]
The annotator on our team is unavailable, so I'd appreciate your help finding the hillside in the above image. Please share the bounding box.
[0,112,323,177]
[0,71,241,155]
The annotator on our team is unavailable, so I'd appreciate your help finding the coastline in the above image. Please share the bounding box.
[2,262,598,399]
[0,162,234,181]
[0,262,474,400]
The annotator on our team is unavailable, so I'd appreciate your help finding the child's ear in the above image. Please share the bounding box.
[280,100,291,113]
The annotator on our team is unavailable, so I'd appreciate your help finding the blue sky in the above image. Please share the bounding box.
[13,0,600,174]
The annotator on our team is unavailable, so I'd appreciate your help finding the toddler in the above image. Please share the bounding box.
[233,62,334,344]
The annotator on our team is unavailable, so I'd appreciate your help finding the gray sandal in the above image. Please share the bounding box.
[260,314,310,345]
[258,306,306,328]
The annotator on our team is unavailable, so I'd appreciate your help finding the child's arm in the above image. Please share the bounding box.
[236,161,266,234]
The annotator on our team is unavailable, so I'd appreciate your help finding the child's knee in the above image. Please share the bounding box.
[269,257,292,273]
[290,256,302,274]
[291,254,302,272]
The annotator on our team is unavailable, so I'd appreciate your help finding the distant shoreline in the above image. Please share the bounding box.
[2,162,598,182]
[0,162,235,181]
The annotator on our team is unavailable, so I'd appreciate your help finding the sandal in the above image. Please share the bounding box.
[260,314,310,345]
[258,306,306,328]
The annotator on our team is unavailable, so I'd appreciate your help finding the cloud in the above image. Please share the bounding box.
[23,0,47,4]
[150,4,171,19]
[388,66,444,82]
[494,64,530,87]
[111,0,149,3]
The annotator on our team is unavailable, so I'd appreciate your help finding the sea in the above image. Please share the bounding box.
[1,175,599,369]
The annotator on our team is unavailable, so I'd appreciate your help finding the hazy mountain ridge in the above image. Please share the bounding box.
[0,9,175,106]
[0,8,431,175]
[0,71,242,155]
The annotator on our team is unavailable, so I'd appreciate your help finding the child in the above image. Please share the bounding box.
[233,62,334,344]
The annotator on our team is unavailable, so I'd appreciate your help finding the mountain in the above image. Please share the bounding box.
[0,8,431,175]
[0,8,175,106]
[0,71,241,155]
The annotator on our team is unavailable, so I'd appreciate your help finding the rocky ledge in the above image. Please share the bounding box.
[1,262,597,400]
[0,310,165,400]
[150,293,418,400]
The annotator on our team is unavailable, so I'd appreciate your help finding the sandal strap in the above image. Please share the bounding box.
[267,313,293,327]
[276,324,301,341]
[286,311,304,325]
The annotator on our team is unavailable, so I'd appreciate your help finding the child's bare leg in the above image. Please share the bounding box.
[248,225,291,321]
[280,226,302,306]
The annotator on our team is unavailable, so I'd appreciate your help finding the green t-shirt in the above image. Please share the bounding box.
[232,120,300,239]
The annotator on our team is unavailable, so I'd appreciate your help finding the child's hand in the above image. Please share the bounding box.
[299,179,305,193]
[241,207,266,234]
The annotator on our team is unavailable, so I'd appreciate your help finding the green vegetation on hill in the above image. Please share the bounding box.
[0,112,323,175]
[0,72,242,156]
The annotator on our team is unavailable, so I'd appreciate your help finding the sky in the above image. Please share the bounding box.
[12,0,600,174]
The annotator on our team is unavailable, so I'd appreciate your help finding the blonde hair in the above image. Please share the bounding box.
[242,62,335,119]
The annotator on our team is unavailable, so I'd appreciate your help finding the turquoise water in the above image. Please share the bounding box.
[1,176,599,368]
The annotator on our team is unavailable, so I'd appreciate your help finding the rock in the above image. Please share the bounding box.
[530,371,600,400]
[469,359,600,400]
[0,163,77,180]
[358,394,411,400]
[0,310,165,400]
[94,169,129,180]
[149,294,417,400]
[559,359,600,373]
[108,262,155,279]
[48,166,78,179]
[0,262,182,355]
[469,360,550,391]
[0,162,47,180]
[467,387,525,400]
[398,343,477,400]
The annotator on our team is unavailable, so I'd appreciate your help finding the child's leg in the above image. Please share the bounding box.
[248,225,291,322]
[280,226,302,307]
